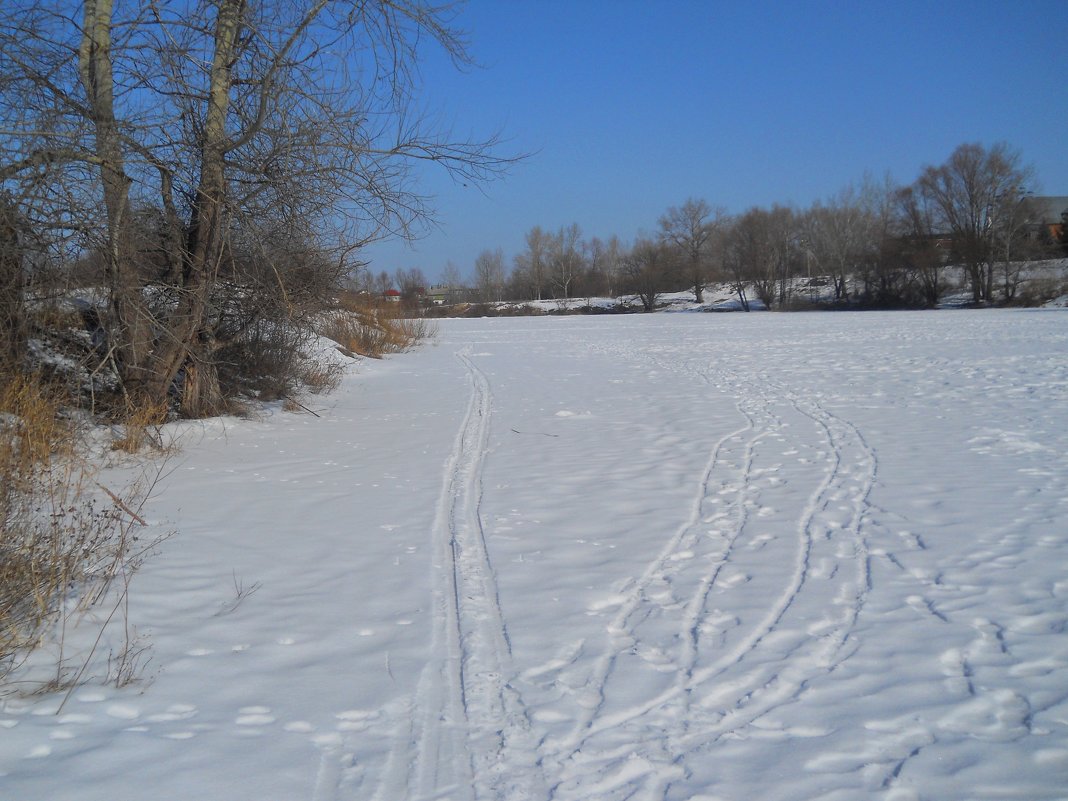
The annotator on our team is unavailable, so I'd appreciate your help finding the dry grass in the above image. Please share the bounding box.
[295,355,343,395]
[319,294,436,359]
[111,396,170,453]
[1,369,162,695]
[0,371,61,487]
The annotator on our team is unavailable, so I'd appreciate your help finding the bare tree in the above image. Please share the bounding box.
[991,191,1041,301]
[726,206,797,310]
[372,270,394,296]
[621,238,673,311]
[548,223,584,299]
[474,248,505,303]
[581,236,613,298]
[515,225,550,301]
[800,185,877,303]
[1,0,514,414]
[440,260,467,304]
[720,215,750,311]
[893,185,948,306]
[915,142,1033,304]
[394,267,428,304]
[659,198,722,302]
[598,235,626,298]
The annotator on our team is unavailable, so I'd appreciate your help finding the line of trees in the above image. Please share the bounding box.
[1,0,511,416]
[441,142,1060,310]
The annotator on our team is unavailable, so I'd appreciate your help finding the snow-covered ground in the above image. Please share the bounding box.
[4,310,1068,800]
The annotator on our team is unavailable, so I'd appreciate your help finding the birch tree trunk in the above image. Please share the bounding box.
[78,0,152,396]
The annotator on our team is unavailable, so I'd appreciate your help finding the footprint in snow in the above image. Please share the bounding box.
[587,594,628,613]
[745,533,774,551]
[336,709,379,732]
[236,706,275,726]
[25,744,52,759]
[106,704,140,721]
[720,571,751,589]
[145,704,198,723]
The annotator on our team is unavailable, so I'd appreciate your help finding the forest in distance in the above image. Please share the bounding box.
[374,142,1067,315]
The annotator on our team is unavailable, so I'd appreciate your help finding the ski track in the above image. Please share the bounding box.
[544,347,878,800]
[363,348,545,801]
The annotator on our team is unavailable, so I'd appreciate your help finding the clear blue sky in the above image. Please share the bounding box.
[359,0,1068,283]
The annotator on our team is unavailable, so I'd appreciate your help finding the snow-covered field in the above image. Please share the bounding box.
[4,310,1068,801]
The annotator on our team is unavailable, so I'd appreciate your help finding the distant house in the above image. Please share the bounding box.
[426,284,453,305]
[383,288,402,302]
[1021,196,1068,243]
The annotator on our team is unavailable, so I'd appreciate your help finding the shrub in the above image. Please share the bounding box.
[1012,276,1068,307]
[317,295,435,359]
[1,369,162,695]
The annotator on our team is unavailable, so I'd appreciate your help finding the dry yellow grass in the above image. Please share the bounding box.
[1,369,160,692]
[111,396,170,453]
[318,294,435,359]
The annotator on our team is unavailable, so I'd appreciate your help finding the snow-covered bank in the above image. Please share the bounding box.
[457,258,1068,315]
[3,310,1068,800]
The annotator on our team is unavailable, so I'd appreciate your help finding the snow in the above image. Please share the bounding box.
[4,309,1068,800]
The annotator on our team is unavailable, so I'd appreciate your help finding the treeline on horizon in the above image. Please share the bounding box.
[367,142,1067,313]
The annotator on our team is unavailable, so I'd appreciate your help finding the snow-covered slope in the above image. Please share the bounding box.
[3,310,1067,800]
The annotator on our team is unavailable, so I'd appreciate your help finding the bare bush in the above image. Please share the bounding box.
[1,370,164,695]
[319,293,436,359]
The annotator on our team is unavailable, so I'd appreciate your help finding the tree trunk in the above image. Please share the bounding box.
[0,201,23,364]
[142,0,245,415]
[79,0,153,397]
[179,350,226,418]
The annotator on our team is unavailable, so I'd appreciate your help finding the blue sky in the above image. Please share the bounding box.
[359,0,1068,283]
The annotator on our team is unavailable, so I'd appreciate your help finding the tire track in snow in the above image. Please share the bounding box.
[546,354,877,800]
[373,348,544,801]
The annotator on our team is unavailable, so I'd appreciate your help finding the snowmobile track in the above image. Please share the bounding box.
[372,348,545,801]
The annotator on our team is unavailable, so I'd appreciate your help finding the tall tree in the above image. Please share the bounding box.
[621,238,673,312]
[659,198,720,302]
[726,206,797,310]
[474,248,505,303]
[800,185,878,303]
[892,185,947,306]
[548,223,583,299]
[516,225,549,301]
[440,260,467,304]
[394,267,428,303]
[1,0,512,414]
[915,142,1033,304]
